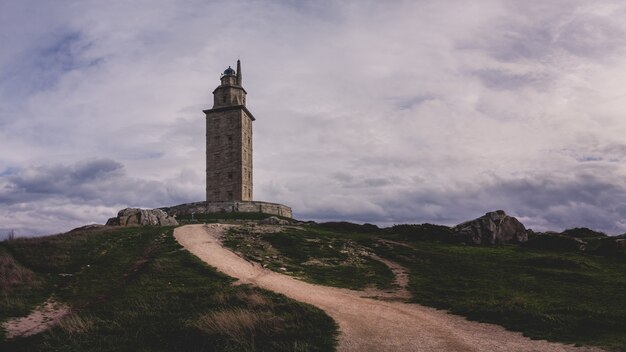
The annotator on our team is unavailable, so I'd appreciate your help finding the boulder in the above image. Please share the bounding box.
[106,208,178,227]
[452,210,528,245]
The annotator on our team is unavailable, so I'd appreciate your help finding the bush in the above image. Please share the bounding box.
[317,222,380,233]
[561,228,607,239]
[524,234,583,252]
[0,251,38,293]
[387,224,453,242]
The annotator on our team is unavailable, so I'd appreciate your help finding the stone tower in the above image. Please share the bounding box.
[204,60,254,202]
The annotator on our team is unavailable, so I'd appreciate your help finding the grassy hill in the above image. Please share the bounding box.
[2,217,625,351]
[0,225,336,352]
[224,221,626,351]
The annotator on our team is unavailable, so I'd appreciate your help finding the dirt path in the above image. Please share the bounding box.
[361,252,412,301]
[175,224,603,352]
[2,298,70,340]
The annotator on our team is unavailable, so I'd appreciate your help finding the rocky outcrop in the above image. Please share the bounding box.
[452,210,528,245]
[106,208,178,227]
[259,216,290,225]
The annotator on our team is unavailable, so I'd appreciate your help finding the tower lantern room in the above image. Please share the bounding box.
[213,60,246,108]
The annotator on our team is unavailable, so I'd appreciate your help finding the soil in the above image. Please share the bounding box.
[361,252,412,301]
[2,298,70,340]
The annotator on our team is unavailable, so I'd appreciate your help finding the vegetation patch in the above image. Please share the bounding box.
[225,222,625,351]
[0,248,39,294]
[0,226,336,351]
[372,231,626,351]
[222,225,395,291]
[523,234,585,252]
[560,227,607,239]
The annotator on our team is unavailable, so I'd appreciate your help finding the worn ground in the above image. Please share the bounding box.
[2,298,70,340]
[174,224,604,352]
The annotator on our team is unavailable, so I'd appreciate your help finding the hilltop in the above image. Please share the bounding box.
[0,211,625,351]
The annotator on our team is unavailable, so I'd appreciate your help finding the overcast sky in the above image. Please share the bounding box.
[2,0,626,236]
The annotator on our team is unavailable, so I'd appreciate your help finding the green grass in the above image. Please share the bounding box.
[373,240,626,350]
[3,220,624,351]
[222,226,395,291]
[226,223,626,351]
[0,226,337,351]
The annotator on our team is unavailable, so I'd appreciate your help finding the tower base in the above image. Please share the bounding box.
[161,201,292,219]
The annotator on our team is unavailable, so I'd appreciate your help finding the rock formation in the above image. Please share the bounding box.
[452,210,528,245]
[106,208,178,227]
[259,216,290,225]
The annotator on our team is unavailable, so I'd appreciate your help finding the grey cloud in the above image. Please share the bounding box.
[3,159,124,201]
[395,95,437,110]
[469,2,626,64]
[0,30,99,102]
[486,175,626,233]
[488,27,554,62]
[362,178,393,188]
[295,172,626,235]
[0,158,201,235]
[472,70,545,90]
[555,14,626,58]
[562,142,626,163]
[331,172,354,183]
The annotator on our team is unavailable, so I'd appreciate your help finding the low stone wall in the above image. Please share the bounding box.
[161,201,293,219]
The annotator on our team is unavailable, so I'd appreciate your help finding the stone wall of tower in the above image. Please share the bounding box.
[205,107,253,202]
[213,86,246,108]
[161,200,292,219]
[240,109,253,200]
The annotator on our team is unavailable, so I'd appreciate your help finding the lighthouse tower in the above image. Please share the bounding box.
[204,60,254,202]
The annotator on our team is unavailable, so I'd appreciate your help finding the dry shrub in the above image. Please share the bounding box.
[237,291,272,308]
[0,253,37,293]
[212,291,228,305]
[59,313,94,335]
[193,308,284,350]
[214,290,273,308]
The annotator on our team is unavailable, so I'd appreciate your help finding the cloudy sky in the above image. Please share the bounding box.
[2,0,626,236]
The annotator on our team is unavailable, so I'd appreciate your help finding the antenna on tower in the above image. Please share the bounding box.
[236,59,242,86]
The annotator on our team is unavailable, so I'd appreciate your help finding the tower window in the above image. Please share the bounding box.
[227,172,233,179]
[227,135,233,142]
[227,191,233,199]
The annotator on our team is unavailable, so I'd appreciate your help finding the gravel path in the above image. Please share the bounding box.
[174,224,603,352]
